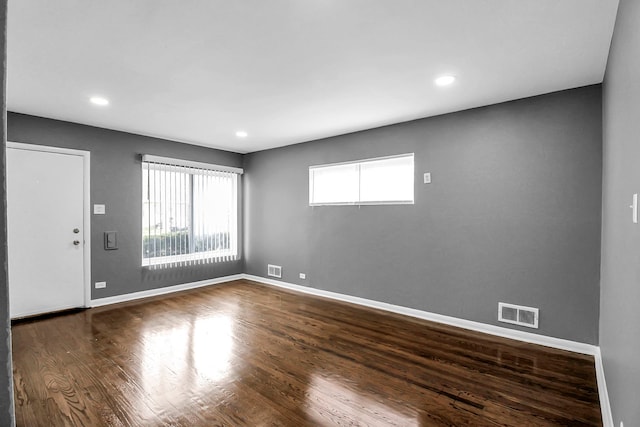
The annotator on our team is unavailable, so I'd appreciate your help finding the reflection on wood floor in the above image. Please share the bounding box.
[11,279,602,426]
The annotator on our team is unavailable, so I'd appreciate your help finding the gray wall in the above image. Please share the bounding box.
[0,0,14,424]
[600,0,640,424]
[8,113,244,300]
[245,85,603,344]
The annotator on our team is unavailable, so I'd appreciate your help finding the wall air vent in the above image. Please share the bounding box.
[267,264,282,278]
[498,302,539,329]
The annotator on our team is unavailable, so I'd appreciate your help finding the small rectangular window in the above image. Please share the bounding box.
[309,153,414,206]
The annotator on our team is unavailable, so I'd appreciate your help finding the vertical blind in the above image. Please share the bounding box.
[142,155,241,268]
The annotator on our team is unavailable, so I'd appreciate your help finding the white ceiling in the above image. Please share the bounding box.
[7,0,619,154]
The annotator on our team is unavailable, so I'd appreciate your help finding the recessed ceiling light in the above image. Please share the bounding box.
[235,131,248,138]
[90,96,109,106]
[434,75,456,87]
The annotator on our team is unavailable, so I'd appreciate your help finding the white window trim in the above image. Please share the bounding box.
[308,152,414,171]
[309,200,415,207]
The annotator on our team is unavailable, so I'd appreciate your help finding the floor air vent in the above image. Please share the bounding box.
[498,302,539,328]
[267,264,282,278]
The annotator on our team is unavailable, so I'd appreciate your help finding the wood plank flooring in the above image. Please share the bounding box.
[11,279,602,426]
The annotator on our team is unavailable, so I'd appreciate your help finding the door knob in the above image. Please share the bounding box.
[73,228,80,234]
[73,240,81,246]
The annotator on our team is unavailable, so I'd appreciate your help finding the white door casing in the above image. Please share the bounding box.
[7,142,91,318]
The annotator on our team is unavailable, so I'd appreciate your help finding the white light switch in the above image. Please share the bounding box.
[631,194,638,224]
[94,204,106,215]
[423,172,431,184]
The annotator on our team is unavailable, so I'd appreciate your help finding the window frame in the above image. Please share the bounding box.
[141,155,241,268]
[308,153,415,206]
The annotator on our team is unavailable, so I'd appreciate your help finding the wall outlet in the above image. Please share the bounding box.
[423,172,432,184]
[299,273,306,279]
[95,281,106,289]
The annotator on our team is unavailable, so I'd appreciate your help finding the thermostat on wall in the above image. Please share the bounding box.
[104,231,118,250]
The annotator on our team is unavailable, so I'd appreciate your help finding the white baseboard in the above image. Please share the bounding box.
[88,273,598,356]
[89,274,244,308]
[88,273,611,426]
[594,348,613,427]
[242,274,598,356]
[243,274,613,424]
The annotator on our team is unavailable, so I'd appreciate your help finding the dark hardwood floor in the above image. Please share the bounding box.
[11,279,602,426]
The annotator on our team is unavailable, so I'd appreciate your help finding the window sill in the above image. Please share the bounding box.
[142,251,239,268]
[309,200,414,207]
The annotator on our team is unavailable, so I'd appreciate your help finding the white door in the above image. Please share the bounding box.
[7,144,88,318]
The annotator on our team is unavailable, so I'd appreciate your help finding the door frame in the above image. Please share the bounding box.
[7,141,92,309]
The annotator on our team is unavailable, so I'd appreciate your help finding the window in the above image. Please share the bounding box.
[142,155,242,268]
[309,154,414,205]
